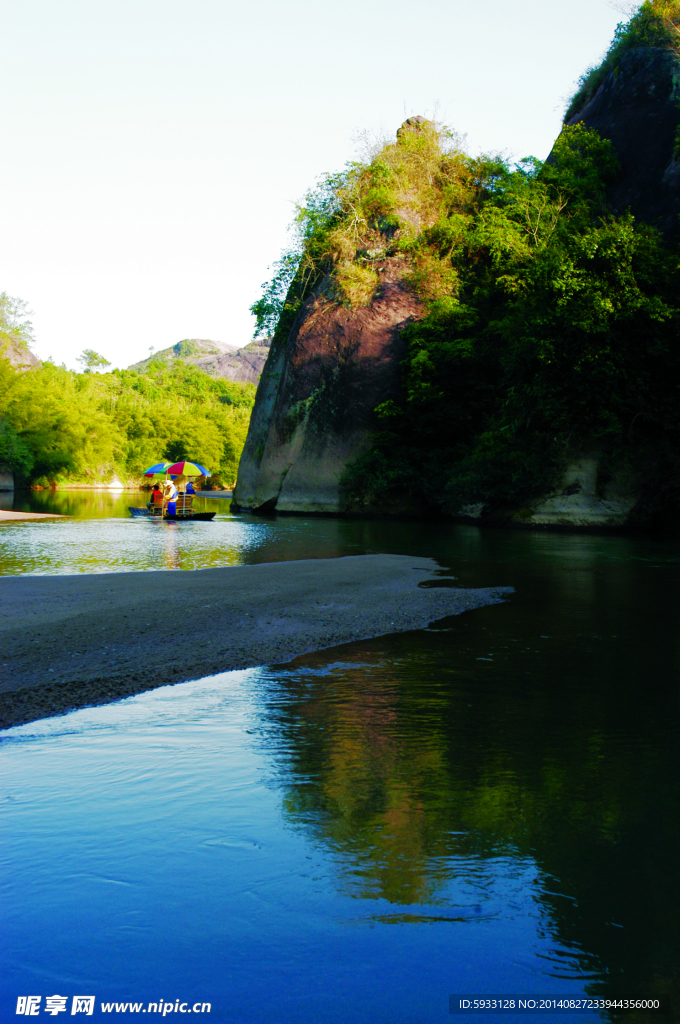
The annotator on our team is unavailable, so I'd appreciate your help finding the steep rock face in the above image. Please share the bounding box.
[233,258,422,513]
[566,47,680,238]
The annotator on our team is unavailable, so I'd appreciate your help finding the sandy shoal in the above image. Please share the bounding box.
[0,510,68,520]
[0,554,512,729]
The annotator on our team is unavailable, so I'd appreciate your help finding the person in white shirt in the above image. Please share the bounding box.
[164,479,178,515]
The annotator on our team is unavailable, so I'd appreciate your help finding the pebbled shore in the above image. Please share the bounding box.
[0,554,512,729]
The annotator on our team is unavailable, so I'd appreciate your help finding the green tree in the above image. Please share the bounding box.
[0,418,34,476]
[0,342,256,487]
[77,349,111,372]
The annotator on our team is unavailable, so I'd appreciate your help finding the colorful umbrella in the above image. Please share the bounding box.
[166,461,209,476]
[143,461,172,477]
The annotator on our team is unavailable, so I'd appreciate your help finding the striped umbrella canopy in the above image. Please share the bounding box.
[143,461,172,477]
[166,461,209,477]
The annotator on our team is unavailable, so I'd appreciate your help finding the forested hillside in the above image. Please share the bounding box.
[0,353,255,487]
[338,121,680,524]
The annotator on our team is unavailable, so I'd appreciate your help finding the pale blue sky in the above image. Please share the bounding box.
[0,0,626,369]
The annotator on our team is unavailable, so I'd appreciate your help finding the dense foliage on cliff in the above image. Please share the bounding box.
[567,0,680,118]
[254,111,680,520]
[0,351,255,486]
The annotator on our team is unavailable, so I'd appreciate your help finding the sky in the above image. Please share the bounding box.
[0,0,628,370]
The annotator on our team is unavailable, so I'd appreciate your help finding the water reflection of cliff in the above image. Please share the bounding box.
[260,609,680,1013]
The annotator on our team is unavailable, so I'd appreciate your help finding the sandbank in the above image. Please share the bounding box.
[0,510,68,521]
[0,554,512,729]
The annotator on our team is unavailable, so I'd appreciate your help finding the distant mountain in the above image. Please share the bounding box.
[127,337,271,385]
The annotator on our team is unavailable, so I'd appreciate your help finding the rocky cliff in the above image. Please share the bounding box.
[235,38,680,528]
[565,46,680,239]
[233,258,422,513]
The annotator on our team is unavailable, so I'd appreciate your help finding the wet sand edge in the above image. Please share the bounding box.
[0,554,512,729]
[0,510,68,521]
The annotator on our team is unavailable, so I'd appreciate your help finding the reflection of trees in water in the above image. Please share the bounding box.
[263,631,680,1011]
[19,488,136,518]
[162,522,182,569]
[282,668,442,905]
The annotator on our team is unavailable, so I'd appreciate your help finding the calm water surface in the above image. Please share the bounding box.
[1,490,679,1021]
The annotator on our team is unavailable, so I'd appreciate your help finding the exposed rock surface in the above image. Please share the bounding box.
[233,258,423,514]
[522,458,637,528]
[462,457,638,530]
[396,115,430,139]
[565,47,680,239]
[128,338,270,385]
[192,340,270,384]
[4,340,39,370]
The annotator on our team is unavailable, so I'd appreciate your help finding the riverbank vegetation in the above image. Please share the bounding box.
[0,352,255,487]
[253,95,680,522]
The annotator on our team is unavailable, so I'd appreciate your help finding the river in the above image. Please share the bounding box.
[1,491,678,1021]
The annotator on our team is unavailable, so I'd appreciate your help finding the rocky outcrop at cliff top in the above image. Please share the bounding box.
[232,258,422,513]
[4,340,39,370]
[566,46,680,239]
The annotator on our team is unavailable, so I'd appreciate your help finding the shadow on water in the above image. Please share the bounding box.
[253,537,680,1019]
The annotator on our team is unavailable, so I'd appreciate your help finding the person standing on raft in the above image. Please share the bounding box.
[164,479,178,515]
